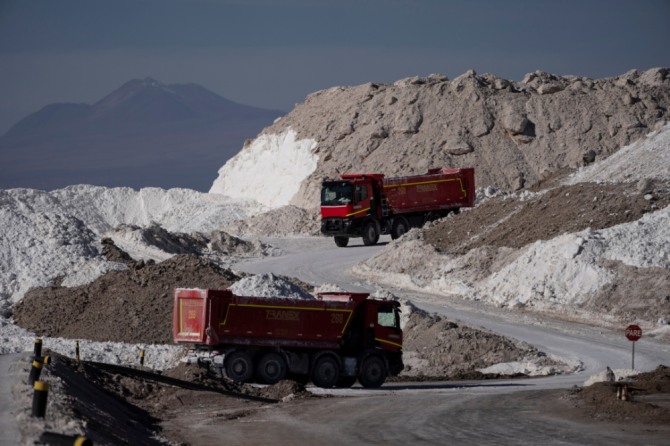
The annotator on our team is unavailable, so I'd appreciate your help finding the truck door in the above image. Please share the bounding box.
[374,305,403,352]
[353,182,372,217]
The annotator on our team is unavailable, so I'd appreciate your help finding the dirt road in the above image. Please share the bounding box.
[159,383,670,446]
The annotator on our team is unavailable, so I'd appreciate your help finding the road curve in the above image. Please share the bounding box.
[234,236,670,385]
[226,235,670,445]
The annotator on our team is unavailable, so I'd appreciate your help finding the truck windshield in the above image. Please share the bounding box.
[377,306,400,329]
[321,182,353,206]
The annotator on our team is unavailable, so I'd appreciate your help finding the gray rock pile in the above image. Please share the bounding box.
[258,68,669,210]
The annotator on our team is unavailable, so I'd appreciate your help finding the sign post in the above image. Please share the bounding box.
[625,324,642,369]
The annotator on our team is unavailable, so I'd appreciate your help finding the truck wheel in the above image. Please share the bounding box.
[225,351,254,383]
[391,218,409,240]
[362,222,379,246]
[358,355,386,388]
[256,352,287,384]
[311,355,340,388]
[334,236,349,247]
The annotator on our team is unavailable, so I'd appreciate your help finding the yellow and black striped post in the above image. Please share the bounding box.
[38,432,92,446]
[32,381,49,418]
[28,359,43,385]
[140,348,145,366]
[75,341,80,361]
[33,338,42,360]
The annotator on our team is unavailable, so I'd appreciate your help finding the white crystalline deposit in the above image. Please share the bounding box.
[51,185,266,234]
[0,191,123,305]
[0,318,183,369]
[601,206,670,268]
[474,205,670,310]
[479,356,581,377]
[209,128,318,208]
[566,123,670,184]
[229,273,314,299]
[0,186,266,305]
[474,232,614,309]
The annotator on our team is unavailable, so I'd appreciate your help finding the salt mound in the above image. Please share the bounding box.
[106,224,279,263]
[210,129,318,208]
[215,69,670,211]
[0,185,267,306]
[224,205,320,237]
[566,123,670,184]
[584,368,640,386]
[229,273,314,299]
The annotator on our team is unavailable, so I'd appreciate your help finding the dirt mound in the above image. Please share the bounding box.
[399,308,562,378]
[106,223,277,261]
[423,180,670,327]
[424,180,670,255]
[12,254,241,344]
[111,223,210,255]
[565,365,670,425]
[101,237,134,264]
[224,205,320,237]
[260,379,310,401]
[252,68,670,210]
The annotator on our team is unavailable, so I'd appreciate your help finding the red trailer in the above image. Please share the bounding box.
[320,167,475,246]
[173,288,403,388]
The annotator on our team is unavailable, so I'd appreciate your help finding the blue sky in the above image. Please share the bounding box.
[0,0,668,134]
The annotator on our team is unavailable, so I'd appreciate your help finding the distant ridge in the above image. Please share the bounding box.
[0,78,284,191]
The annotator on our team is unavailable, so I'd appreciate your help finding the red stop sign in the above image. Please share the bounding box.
[625,324,642,341]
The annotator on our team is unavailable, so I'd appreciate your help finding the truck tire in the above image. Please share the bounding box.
[358,355,386,388]
[334,236,349,247]
[225,351,254,383]
[311,355,340,388]
[391,217,409,240]
[256,352,288,384]
[362,222,379,246]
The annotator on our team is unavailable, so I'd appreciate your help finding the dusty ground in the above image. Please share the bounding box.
[562,365,670,425]
[29,353,670,446]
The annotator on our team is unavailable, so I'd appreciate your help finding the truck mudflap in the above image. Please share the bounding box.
[386,351,404,376]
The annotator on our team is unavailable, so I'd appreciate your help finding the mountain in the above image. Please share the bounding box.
[0,78,284,191]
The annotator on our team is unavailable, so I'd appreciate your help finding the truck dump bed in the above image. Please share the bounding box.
[383,167,475,213]
[173,288,370,349]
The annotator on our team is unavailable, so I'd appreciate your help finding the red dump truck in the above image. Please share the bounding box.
[320,167,475,246]
[173,288,404,388]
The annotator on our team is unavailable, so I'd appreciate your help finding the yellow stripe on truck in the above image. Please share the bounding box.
[375,337,403,349]
[384,178,467,197]
[345,207,370,217]
[219,303,353,331]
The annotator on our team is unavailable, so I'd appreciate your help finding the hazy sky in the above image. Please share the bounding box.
[0,0,668,134]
